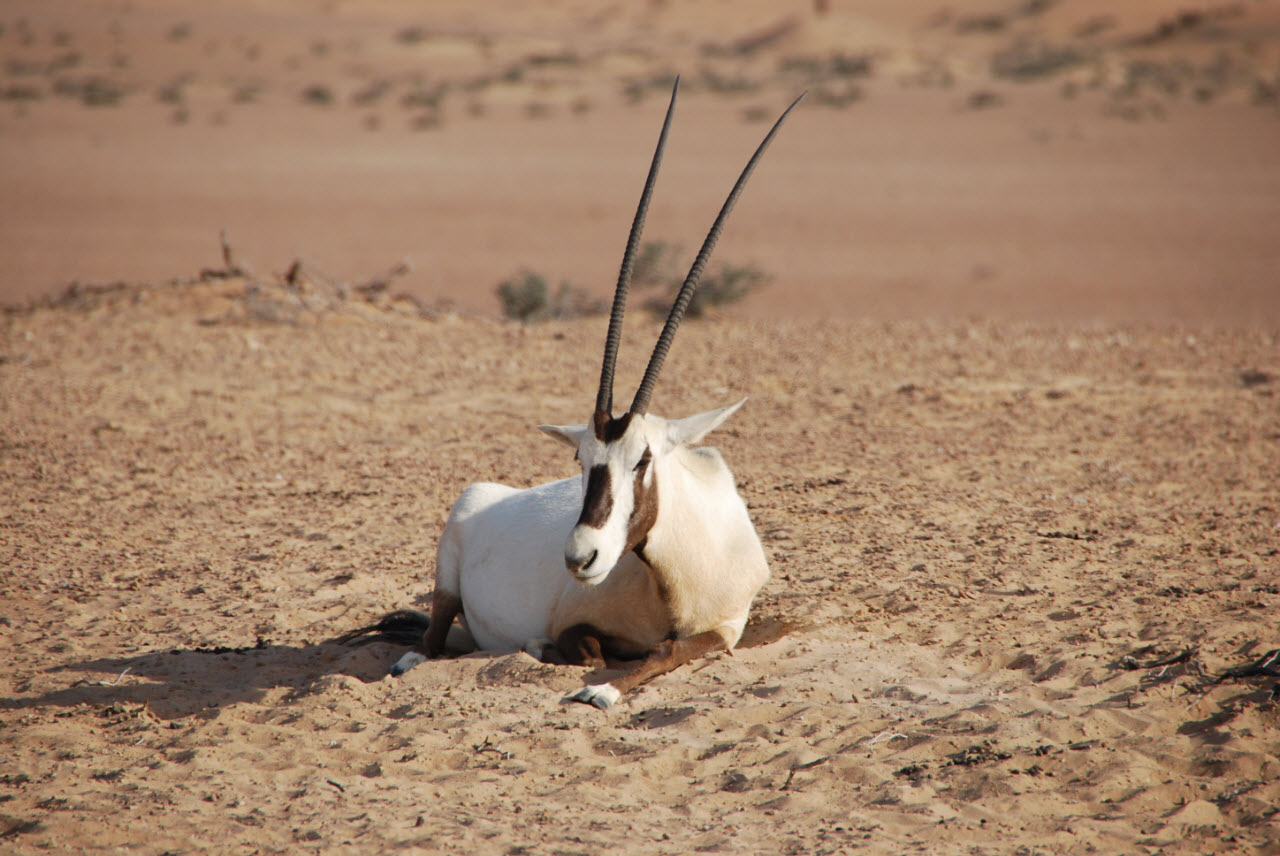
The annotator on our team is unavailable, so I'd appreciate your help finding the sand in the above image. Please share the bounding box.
[3,273,1278,854]
[2,1,1279,854]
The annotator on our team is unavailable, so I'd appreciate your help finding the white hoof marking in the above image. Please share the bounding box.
[564,683,622,710]
[390,651,427,677]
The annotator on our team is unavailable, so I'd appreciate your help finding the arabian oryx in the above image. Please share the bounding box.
[341,79,802,708]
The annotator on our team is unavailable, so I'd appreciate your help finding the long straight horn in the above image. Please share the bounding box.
[595,77,681,416]
[629,91,805,416]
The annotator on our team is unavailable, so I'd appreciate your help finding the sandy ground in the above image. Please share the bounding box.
[2,274,1278,854]
[2,1,1279,854]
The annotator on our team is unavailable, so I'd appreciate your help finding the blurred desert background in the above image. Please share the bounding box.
[1,0,1279,322]
[2,1,1278,854]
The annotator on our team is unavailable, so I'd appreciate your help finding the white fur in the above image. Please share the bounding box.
[391,651,427,677]
[565,684,622,710]
[432,398,769,674]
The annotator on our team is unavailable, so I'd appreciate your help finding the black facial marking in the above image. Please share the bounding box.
[625,457,658,553]
[578,465,613,530]
[592,410,635,443]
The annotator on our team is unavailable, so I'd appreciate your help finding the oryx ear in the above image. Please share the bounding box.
[538,423,589,449]
[664,398,747,448]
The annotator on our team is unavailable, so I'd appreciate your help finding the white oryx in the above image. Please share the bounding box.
[342,79,802,708]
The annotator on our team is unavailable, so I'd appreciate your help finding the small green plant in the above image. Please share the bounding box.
[496,270,606,322]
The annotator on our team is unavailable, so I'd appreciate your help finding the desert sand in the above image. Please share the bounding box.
[2,1,1279,854]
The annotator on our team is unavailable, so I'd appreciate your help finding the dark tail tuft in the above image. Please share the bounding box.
[334,609,431,647]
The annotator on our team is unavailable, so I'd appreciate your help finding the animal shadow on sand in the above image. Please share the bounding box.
[4,614,802,721]
[3,639,396,720]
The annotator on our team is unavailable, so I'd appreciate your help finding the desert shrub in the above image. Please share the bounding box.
[496,270,606,322]
[810,81,863,108]
[400,83,447,110]
[231,82,262,104]
[632,241,769,318]
[630,240,683,288]
[54,76,126,107]
[991,40,1089,81]
[679,262,770,317]
[955,14,1007,33]
[497,242,766,322]
[526,52,582,68]
[966,90,1004,110]
[155,77,188,104]
[778,53,873,82]
[395,26,428,45]
[301,84,334,106]
[352,79,391,106]
[699,69,760,95]
[621,72,680,104]
[0,85,42,102]
[828,53,874,78]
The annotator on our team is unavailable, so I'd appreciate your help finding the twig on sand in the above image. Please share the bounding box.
[1214,648,1280,683]
[200,230,258,282]
[72,667,132,688]
[1185,648,1280,708]
[354,260,412,296]
[780,755,828,791]
[473,736,513,761]
[1120,648,1195,671]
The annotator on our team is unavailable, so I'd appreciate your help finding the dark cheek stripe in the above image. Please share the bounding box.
[626,465,658,551]
[578,465,613,529]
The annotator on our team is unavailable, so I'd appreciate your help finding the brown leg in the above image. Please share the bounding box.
[546,624,608,669]
[425,589,461,657]
[565,629,727,709]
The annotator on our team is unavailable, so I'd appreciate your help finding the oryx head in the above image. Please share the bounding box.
[539,78,802,584]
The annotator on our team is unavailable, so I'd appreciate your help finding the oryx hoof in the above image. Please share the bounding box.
[564,683,622,710]
[390,651,427,677]
[522,638,550,661]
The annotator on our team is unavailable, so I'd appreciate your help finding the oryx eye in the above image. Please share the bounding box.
[634,449,652,472]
